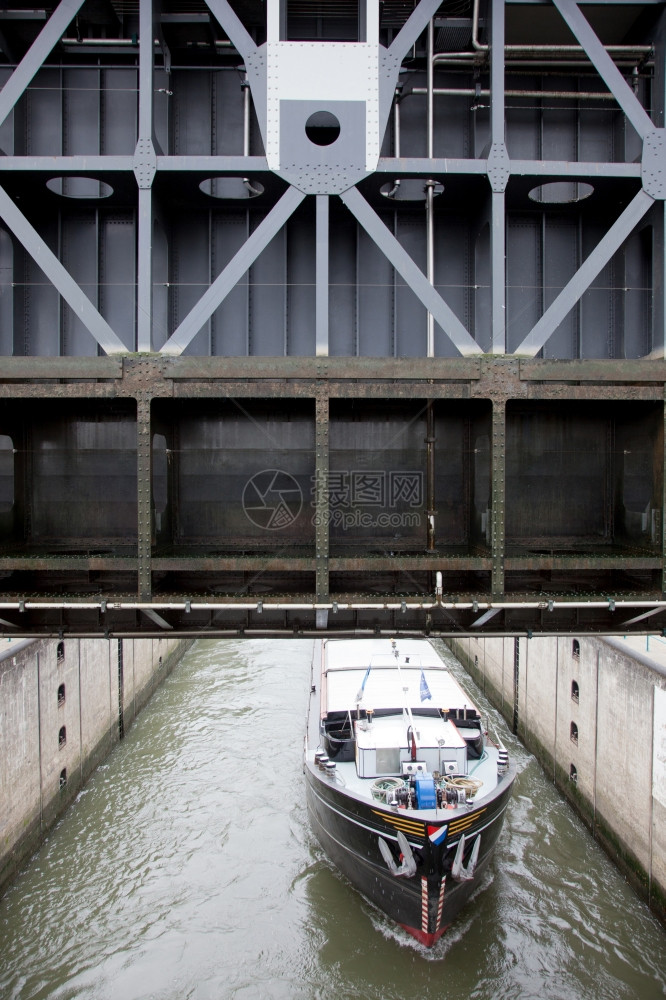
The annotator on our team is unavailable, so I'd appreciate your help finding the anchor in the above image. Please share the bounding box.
[451,833,481,883]
[378,830,417,878]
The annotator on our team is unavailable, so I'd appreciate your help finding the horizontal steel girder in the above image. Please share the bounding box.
[0,2,665,639]
[0,358,659,637]
[0,600,665,639]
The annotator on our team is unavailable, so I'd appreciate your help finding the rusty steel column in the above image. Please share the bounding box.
[315,387,329,608]
[426,401,436,552]
[491,397,506,600]
[137,390,152,602]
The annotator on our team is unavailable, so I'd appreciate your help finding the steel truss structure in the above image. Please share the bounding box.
[1,0,666,637]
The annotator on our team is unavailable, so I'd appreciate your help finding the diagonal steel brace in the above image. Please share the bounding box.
[0,0,86,131]
[516,188,654,357]
[552,0,654,141]
[160,185,306,356]
[0,184,127,355]
[340,186,481,357]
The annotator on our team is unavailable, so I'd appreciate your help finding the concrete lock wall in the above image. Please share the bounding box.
[446,636,666,926]
[0,636,193,896]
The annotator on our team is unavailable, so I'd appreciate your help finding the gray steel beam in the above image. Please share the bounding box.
[515,189,655,357]
[316,195,329,358]
[492,192,506,354]
[379,0,448,138]
[136,188,153,352]
[142,609,172,629]
[376,158,489,176]
[552,0,655,140]
[0,184,126,355]
[0,0,86,131]
[388,0,444,59]
[472,608,502,627]
[509,160,642,179]
[340,186,482,357]
[0,157,133,172]
[490,0,506,354]
[139,0,158,141]
[490,0,505,148]
[160,185,306,356]
[156,156,268,173]
[620,607,665,626]
[203,0,256,60]
[135,0,160,352]
[376,159,642,179]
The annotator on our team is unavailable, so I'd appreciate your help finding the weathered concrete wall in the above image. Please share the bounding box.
[446,635,666,926]
[0,636,193,896]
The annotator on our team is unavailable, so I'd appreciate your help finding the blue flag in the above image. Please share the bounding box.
[355,664,372,702]
[420,669,432,702]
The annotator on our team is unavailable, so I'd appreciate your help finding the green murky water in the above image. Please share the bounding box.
[1,638,664,1000]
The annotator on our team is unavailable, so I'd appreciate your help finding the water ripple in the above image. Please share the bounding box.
[0,638,664,1000]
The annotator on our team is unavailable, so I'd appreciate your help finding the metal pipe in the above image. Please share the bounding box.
[60,37,233,49]
[469,0,651,56]
[385,89,402,198]
[427,19,434,160]
[426,179,435,356]
[394,88,401,156]
[472,0,486,53]
[430,55,652,69]
[243,76,250,157]
[242,76,262,196]
[413,87,619,101]
[1,628,662,641]
[2,598,666,612]
[61,38,136,45]
[476,45,652,55]
[489,59,653,68]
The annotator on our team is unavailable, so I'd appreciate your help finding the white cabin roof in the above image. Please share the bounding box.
[355,715,466,751]
[325,637,444,671]
[322,638,478,715]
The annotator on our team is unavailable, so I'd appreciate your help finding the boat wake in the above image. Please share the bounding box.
[361,867,495,958]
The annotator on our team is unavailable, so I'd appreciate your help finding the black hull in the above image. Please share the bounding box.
[305,762,515,946]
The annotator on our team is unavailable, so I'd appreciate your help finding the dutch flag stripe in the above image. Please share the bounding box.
[428,824,448,845]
